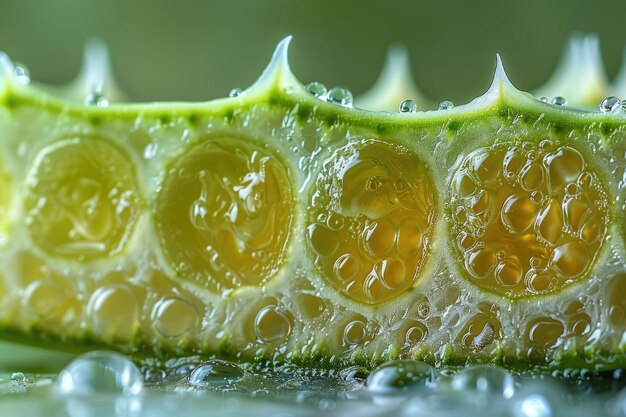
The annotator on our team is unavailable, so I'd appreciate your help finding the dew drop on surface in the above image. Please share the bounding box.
[326,86,353,107]
[57,351,143,395]
[228,87,243,97]
[152,296,200,338]
[142,367,166,385]
[84,91,109,107]
[551,96,567,106]
[10,372,25,382]
[366,360,435,393]
[399,99,417,113]
[14,64,30,84]
[254,305,292,343]
[512,381,563,417]
[599,96,623,114]
[438,100,454,110]
[188,360,244,387]
[451,365,515,399]
[539,96,549,103]
[305,81,327,99]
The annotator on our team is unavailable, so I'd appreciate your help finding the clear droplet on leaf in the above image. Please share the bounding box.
[399,99,417,113]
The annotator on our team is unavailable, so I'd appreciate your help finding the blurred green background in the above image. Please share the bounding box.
[0,0,625,373]
[1,0,626,104]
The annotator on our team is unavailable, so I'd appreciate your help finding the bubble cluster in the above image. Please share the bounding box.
[23,137,141,259]
[156,136,293,293]
[449,142,609,298]
[307,139,437,304]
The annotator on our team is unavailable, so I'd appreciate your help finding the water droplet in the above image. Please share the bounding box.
[84,91,109,107]
[305,82,327,99]
[57,351,143,395]
[254,305,292,343]
[14,64,30,85]
[228,87,243,97]
[539,96,549,103]
[188,360,244,387]
[599,96,623,114]
[366,360,435,393]
[143,367,166,385]
[451,365,515,399]
[326,87,353,107]
[551,96,567,106]
[512,381,563,417]
[399,99,417,113]
[11,372,25,382]
[438,100,454,110]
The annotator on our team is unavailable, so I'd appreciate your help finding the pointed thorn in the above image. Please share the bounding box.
[248,36,299,94]
[489,53,518,97]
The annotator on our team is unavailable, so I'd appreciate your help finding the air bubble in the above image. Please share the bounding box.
[438,100,454,110]
[89,285,139,343]
[363,220,396,257]
[14,64,30,84]
[607,273,626,329]
[57,351,143,395]
[334,253,360,282]
[308,224,339,257]
[305,82,327,99]
[343,320,366,345]
[451,365,514,399]
[254,305,292,343]
[551,96,567,106]
[599,96,623,114]
[366,360,435,393]
[399,99,417,113]
[550,241,589,279]
[527,317,564,349]
[152,296,200,338]
[380,257,406,289]
[228,87,243,97]
[23,279,65,317]
[188,360,244,386]
[326,212,345,231]
[84,91,109,107]
[495,258,523,286]
[327,87,353,107]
